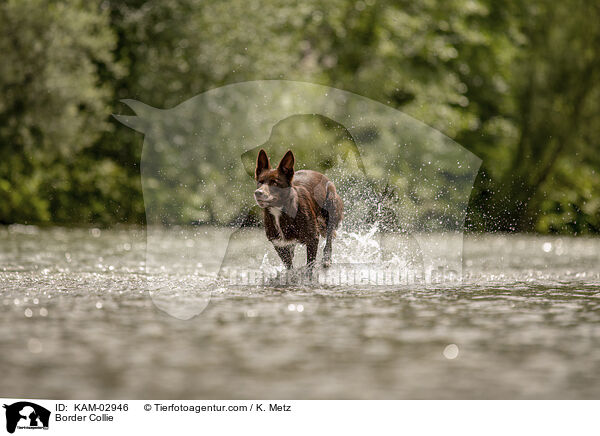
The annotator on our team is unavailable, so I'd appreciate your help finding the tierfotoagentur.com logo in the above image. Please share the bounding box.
[3,402,50,434]
[221,264,460,287]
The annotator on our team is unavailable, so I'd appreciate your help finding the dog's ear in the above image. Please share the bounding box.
[255,149,271,179]
[278,150,295,180]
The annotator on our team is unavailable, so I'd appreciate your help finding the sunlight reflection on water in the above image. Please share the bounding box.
[0,225,599,399]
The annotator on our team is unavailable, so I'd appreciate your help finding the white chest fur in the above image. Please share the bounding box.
[268,207,295,247]
[269,207,283,235]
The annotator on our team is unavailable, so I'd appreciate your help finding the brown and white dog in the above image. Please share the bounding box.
[254,149,343,269]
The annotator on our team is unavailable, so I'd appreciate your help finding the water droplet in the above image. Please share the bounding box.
[40,308,48,317]
[24,308,33,318]
[443,343,459,359]
[96,302,103,309]
[543,242,552,253]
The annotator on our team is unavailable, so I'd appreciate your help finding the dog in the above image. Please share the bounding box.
[254,149,343,270]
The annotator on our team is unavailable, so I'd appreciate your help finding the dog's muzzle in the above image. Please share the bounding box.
[254,189,270,207]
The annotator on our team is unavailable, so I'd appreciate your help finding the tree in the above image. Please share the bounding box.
[0,0,121,223]
[464,0,600,232]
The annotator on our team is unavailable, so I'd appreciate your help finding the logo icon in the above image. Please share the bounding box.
[3,402,50,433]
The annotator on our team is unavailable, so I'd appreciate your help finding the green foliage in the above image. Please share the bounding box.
[0,0,599,232]
[0,0,124,224]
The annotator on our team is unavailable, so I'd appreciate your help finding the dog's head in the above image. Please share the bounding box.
[254,149,294,209]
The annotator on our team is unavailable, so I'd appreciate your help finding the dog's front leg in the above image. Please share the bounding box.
[322,236,332,268]
[274,245,294,269]
[306,238,319,269]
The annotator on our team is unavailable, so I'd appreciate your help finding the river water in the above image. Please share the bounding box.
[0,225,599,399]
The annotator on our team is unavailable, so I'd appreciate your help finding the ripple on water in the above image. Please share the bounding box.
[0,227,599,398]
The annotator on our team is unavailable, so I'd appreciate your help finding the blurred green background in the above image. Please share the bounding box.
[1,0,599,233]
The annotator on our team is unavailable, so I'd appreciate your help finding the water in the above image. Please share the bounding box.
[1,225,599,399]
